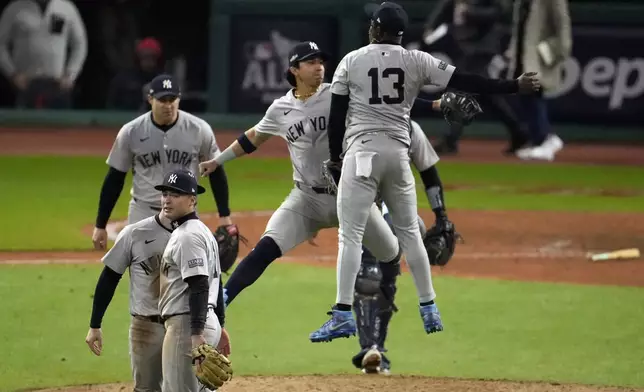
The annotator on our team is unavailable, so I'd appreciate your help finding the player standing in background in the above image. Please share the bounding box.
[200,42,408,322]
[312,1,540,341]
[85,209,173,392]
[155,169,230,392]
[352,119,457,374]
[91,73,234,250]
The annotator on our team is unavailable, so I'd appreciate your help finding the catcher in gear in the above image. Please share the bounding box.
[214,224,248,274]
[349,118,462,374]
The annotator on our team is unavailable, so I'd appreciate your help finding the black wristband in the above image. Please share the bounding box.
[237,133,257,154]
[419,166,447,218]
[90,266,123,328]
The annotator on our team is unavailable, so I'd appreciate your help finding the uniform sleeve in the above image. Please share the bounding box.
[106,124,134,172]
[330,54,350,96]
[199,121,220,162]
[254,101,282,136]
[101,225,133,274]
[175,233,210,280]
[414,50,455,90]
[409,120,440,171]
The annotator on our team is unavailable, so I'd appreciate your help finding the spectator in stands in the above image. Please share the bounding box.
[505,0,572,161]
[106,37,165,111]
[424,0,529,156]
[0,0,87,109]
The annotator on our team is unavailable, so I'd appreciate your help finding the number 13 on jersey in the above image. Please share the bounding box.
[368,67,405,105]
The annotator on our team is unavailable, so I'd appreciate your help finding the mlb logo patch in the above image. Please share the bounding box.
[187,258,204,268]
[438,61,447,70]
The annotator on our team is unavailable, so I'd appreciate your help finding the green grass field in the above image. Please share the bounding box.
[1,155,643,391]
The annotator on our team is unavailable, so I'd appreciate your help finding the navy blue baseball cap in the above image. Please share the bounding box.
[285,41,330,87]
[155,169,205,195]
[364,2,408,36]
[148,74,181,99]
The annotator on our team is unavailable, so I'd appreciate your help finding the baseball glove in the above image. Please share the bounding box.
[191,343,233,389]
[322,159,342,195]
[214,225,248,274]
[439,91,483,126]
[423,217,464,267]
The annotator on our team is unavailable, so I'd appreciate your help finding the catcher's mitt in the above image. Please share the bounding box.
[214,225,248,274]
[423,217,464,267]
[440,91,483,126]
[191,343,233,389]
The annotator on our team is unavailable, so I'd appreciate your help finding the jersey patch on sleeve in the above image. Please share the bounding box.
[187,258,204,268]
[438,61,447,71]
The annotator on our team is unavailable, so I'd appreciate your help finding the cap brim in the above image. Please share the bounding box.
[154,184,206,195]
[151,91,180,99]
[298,50,330,63]
[364,3,380,18]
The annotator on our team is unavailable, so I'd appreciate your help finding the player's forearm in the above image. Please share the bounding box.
[96,167,127,229]
[89,266,122,328]
[214,129,268,165]
[208,167,231,217]
[447,69,518,94]
[419,165,447,219]
[328,93,350,161]
[185,275,209,335]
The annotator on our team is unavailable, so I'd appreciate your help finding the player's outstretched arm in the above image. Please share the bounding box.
[199,128,271,177]
[447,69,540,95]
[85,265,123,356]
[93,166,127,250]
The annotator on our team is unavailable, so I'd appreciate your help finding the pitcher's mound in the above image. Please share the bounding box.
[33,376,637,392]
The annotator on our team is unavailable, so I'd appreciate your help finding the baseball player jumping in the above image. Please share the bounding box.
[85,209,173,392]
[92,73,234,250]
[313,1,540,342]
[199,42,416,313]
[155,169,231,392]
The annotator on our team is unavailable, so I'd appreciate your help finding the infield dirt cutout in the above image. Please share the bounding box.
[2,128,644,392]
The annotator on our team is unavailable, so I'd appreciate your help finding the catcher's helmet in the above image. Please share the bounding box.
[284,41,329,87]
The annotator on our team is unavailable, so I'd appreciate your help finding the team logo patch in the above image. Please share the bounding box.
[438,61,447,71]
[187,258,204,268]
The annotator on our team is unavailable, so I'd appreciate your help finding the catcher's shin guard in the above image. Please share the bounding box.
[353,255,400,352]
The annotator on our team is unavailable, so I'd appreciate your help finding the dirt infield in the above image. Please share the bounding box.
[31,376,643,392]
[3,127,644,392]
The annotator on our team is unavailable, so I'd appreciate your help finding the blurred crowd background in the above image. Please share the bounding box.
[0,0,641,154]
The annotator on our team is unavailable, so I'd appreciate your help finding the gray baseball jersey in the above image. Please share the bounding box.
[101,214,172,316]
[409,120,439,171]
[107,110,220,206]
[331,44,455,149]
[159,219,221,317]
[255,83,332,188]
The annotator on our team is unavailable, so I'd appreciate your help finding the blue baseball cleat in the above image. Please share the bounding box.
[310,308,357,342]
[420,303,444,334]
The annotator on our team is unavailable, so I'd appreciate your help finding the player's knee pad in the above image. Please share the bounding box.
[355,261,382,295]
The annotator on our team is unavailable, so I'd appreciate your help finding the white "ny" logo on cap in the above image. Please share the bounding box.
[168,174,178,184]
[163,79,172,89]
[309,42,319,50]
